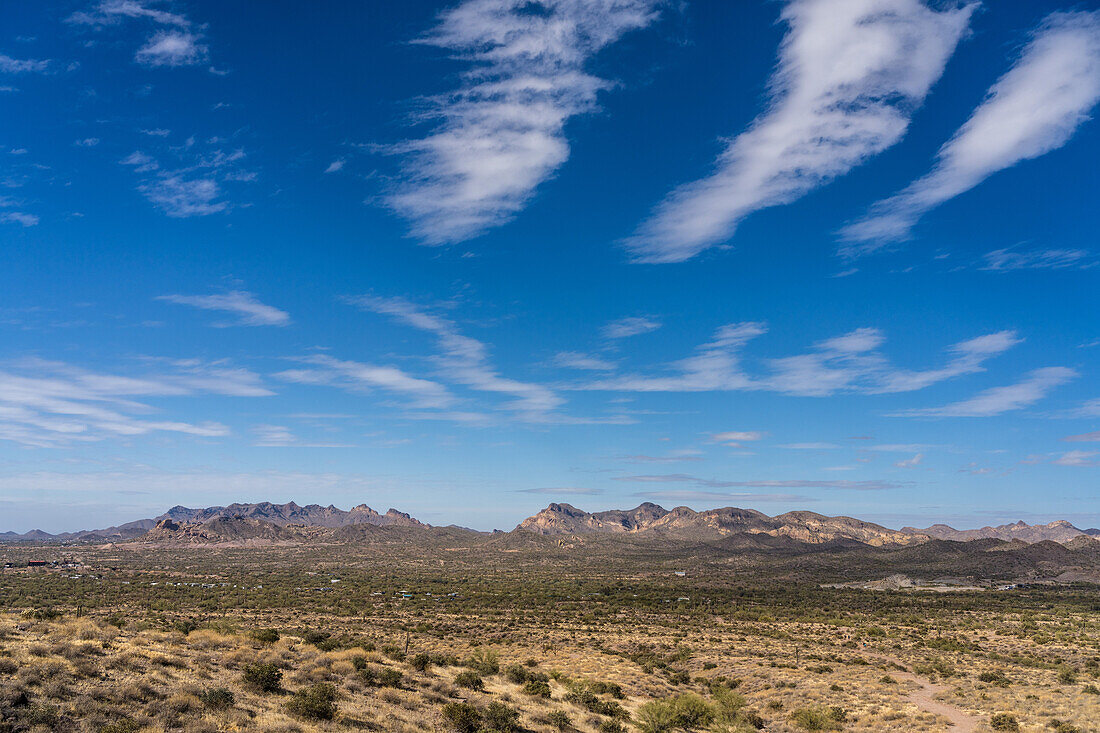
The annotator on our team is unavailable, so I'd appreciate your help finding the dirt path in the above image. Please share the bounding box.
[874,655,979,731]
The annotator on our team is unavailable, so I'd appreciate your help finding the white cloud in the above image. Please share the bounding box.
[780,442,840,450]
[250,424,353,448]
[1052,450,1099,467]
[388,0,661,244]
[615,473,902,491]
[157,291,290,327]
[981,246,1094,272]
[1,212,39,227]
[894,453,923,468]
[121,145,252,217]
[0,358,269,447]
[135,31,208,67]
[553,351,615,371]
[631,490,812,504]
[577,325,1019,397]
[75,137,101,147]
[1063,430,1100,443]
[67,1,190,28]
[325,159,345,174]
[349,295,564,419]
[276,355,454,410]
[0,54,49,74]
[842,11,1100,253]
[625,0,974,263]
[602,316,661,339]
[895,366,1077,417]
[711,431,764,446]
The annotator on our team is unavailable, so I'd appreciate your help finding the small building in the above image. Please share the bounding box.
[27,560,47,567]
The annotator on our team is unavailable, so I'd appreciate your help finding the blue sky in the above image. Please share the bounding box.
[2,0,1099,533]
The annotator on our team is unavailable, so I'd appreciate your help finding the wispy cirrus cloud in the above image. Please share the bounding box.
[348,295,564,420]
[156,291,290,327]
[0,358,270,448]
[841,11,1100,253]
[631,490,813,504]
[516,487,603,496]
[615,473,903,491]
[120,140,254,217]
[625,0,974,263]
[135,31,207,67]
[575,324,1020,397]
[68,1,209,68]
[552,351,616,371]
[981,246,1094,272]
[0,54,50,74]
[388,0,661,244]
[893,366,1077,417]
[1063,430,1100,443]
[602,316,661,340]
[1052,450,1099,467]
[276,354,454,410]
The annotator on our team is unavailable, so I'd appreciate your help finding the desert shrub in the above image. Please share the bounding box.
[523,679,551,698]
[635,701,677,733]
[430,651,460,667]
[173,619,198,635]
[455,670,485,691]
[990,713,1020,731]
[442,701,481,732]
[1057,667,1077,684]
[378,667,403,687]
[251,628,280,644]
[505,663,529,684]
[670,693,714,728]
[242,662,283,692]
[351,655,368,671]
[200,687,235,709]
[1049,720,1080,733]
[286,683,337,720]
[465,648,499,674]
[712,686,746,720]
[483,701,520,732]
[979,670,1010,687]
[564,683,625,717]
[591,680,624,698]
[411,652,431,672]
[789,706,842,731]
[1083,684,1100,694]
[546,710,572,731]
[100,720,140,733]
[598,721,626,733]
[24,703,60,726]
[742,710,766,729]
[24,608,62,621]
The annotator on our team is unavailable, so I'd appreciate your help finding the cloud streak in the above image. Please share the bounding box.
[388,0,661,244]
[615,473,903,491]
[576,324,1020,397]
[894,366,1077,417]
[842,11,1100,253]
[625,0,974,263]
[157,291,290,327]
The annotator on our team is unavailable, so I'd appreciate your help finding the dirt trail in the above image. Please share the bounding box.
[875,655,979,732]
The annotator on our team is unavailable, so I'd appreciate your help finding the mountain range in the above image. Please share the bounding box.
[2,500,1098,547]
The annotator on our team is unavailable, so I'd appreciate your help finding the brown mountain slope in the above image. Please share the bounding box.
[902,520,1094,544]
[517,503,925,546]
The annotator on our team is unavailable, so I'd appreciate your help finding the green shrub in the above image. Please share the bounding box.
[378,667,403,687]
[670,693,714,728]
[199,687,235,709]
[523,679,552,698]
[24,704,59,726]
[483,701,520,732]
[1057,667,1078,685]
[1049,720,1080,733]
[1083,683,1100,694]
[789,706,842,731]
[990,713,1020,731]
[465,648,500,674]
[742,710,766,729]
[442,701,481,732]
[251,628,280,644]
[635,701,677,733]
[286,683,337,720]
[455,670,485,690]
[546,710,572,731]
[411,652,431,672]
[599,721,626,733]
[979,670,1009,687]
[505,663,529,684]
[591,680,624,698]
[242,662,283,692]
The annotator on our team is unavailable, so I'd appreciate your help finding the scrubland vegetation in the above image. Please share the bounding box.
[1,537,1098,731]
